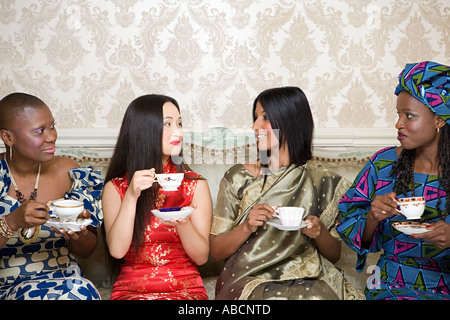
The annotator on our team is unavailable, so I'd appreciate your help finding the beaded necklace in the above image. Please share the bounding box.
[6,160,41,203]
[4,159,41,243]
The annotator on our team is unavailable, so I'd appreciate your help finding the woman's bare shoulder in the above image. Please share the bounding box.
[43,156,79,175]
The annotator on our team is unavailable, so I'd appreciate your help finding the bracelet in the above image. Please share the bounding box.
[0,216,15,239]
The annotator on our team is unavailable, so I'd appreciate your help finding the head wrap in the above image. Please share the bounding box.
[395,61,450,125]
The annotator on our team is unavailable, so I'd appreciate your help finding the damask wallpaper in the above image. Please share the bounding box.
[0,0,449,147]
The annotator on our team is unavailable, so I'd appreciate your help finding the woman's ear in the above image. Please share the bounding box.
[0,129,13,147]
[436,116,446,131]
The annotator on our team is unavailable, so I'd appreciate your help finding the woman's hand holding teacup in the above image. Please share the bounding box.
[50,208,91,240]
[411,220,450,249]
[301,215,322,238]
[244,204,276,233]
[128,168,157,198]
[52,223,88,240]
[159,217,189,227]
[368,192,401,222]
[156,204,196,227]
[7,200,50,231]
[77,208,91,220]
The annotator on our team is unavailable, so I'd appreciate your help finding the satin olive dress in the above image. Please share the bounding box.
[211,161,364,300]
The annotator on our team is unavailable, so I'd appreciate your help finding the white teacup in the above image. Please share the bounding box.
[50,199,84,221]
[155,173,184,191]
[395,196,425,220]
[273,206,305,226]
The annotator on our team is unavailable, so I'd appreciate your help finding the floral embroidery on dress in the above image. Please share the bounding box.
[110,160,207,300]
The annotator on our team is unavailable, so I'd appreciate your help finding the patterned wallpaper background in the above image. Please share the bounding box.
[1,0,449,136]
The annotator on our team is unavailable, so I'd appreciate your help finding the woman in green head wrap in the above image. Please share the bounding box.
[337,61,450,300]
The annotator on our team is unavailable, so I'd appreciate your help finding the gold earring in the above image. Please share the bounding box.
[9,145,12,161]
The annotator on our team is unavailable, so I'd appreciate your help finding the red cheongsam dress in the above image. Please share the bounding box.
[109,160,208,300]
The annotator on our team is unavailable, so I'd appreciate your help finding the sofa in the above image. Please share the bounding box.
[71,148,382,300]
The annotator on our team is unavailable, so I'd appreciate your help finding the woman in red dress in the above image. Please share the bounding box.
[102,95,212,300]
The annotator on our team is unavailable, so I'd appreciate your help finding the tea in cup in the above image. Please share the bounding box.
[50,199,84,221]
[395,196,425,220]
[155,173,184,191]
[273,206,305,226]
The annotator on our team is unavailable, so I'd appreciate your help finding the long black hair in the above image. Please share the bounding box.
[391,124,450,219]
[253,86,313,169]
[103,94,196,275]
[105,95,177,248]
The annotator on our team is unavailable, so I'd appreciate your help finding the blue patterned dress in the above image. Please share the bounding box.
[0,159,103,300]
[337,147,450,300]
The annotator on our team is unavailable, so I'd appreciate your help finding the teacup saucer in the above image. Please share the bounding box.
[267,218,309,231]
[392,221,431,235]
[151,206,194,221]
[45,218,92,232]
